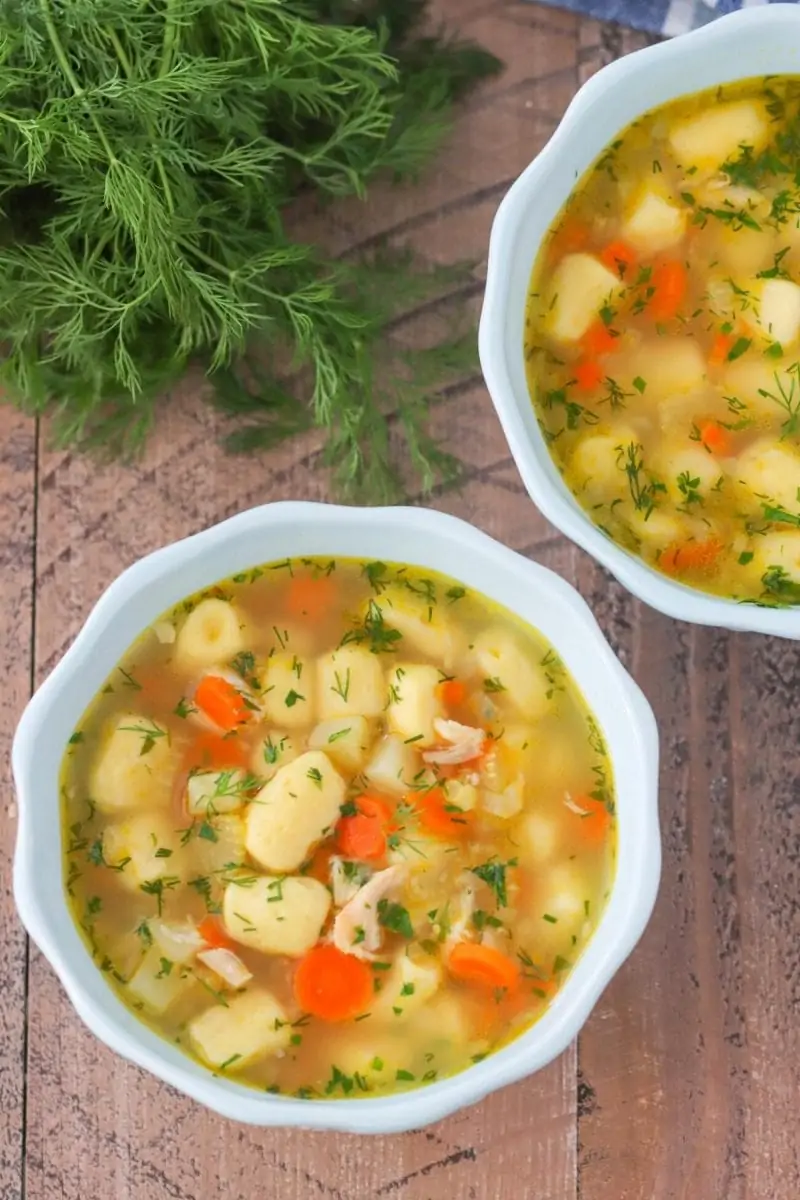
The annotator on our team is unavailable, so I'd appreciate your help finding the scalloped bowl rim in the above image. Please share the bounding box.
[13,502,660,1133]
[479,4,800,640]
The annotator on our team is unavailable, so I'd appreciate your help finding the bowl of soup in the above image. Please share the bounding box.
[13,503,659,1132]
[480,4,800,637]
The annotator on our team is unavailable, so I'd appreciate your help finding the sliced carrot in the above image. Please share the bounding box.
[448,943,520,993]
[567,794,611,845]
[648,260,688,321]
[337,794,394,861]
[600,239,637,279]
[294,944,374,1021]
[187,731,249,771]
[708,333,734,367]
[697,419,732,456]
[286,573,337,620]
[549,217,590,259]
[438,678,466,708]
[574,359,604,391]
[660,537,723,575]
[197,917,237,952]
[580,320,619,357]
[194,675,252,732]
[417,787,473,839]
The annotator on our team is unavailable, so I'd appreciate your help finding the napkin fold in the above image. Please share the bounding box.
[527,0,784,38]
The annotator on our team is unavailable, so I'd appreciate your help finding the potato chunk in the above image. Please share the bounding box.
[757,279,800,347]
[545,253,622,342]
[316,645,385,720]
[222,875,331,957]
[89,714,175,813]
[250,730,300,782]
[471,628,550,719]
[364,734,420,797]
[668,101,769,169]
[245,750,345,872]
[261,653,315,729]
[189,988,291,1070]
[186,769,246,816]
[127,946,194,1015]
[175,599,245,671]
[386,663,444,747]
[103,811,185,892]
[622,190,686,253]
[307,716,371,772]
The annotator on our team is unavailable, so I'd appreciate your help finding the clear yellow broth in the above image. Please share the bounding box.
[61,557,615,1099]
[525,76,800,606]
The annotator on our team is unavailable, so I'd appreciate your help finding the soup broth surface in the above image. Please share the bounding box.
[525,76,800,605]
[62,557,615,1098]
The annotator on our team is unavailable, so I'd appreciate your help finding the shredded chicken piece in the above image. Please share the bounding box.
[332,864,407,960]
[443,880,476,951]
[563,792,590,816]
[422,718,485,766]
[329,857,369,908]
[197,947,253,989]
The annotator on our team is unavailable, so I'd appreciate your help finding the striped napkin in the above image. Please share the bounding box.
[529,0,792,37]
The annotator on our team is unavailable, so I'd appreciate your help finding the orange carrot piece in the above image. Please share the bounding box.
[286,573,337,620]
[194,675,251,731]
[337,794,394,861]
[567,794,611,844]
[294,944,374,1021]
[438,679,466,707]
[197,917,238,952]
[708,333,735,367]
[574,359,604,392]
[581,320,619,357]
[660,537,723,575]
[549,217,591,260]
[697,420,733,456]
[417,787,473,839]
[600,239,637,278]
[448,943,520,993]
[187,732,249,771]
[649,260,688,321]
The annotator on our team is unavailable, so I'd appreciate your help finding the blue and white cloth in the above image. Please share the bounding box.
[529,0,794,37]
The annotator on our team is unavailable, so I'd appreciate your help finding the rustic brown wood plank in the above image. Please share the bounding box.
[0,409,36,1200]
[22,3,582,1198]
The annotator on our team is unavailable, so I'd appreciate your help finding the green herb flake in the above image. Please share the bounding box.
[376,899,414,938]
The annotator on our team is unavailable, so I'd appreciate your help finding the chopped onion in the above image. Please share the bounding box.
[563,793,590,816]
[197,947,253,989]
[153,620,176,645]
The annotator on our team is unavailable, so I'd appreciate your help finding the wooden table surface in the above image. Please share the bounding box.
[2,3,799,1197]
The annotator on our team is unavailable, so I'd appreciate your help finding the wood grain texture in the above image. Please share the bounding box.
[0,410,36,1200]
[8,2,800,1198]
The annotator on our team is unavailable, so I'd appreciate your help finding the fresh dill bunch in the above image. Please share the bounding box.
[0,0,500,497]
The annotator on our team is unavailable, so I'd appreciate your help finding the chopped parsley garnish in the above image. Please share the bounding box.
[469,858,517,908]
[376,899,414,938]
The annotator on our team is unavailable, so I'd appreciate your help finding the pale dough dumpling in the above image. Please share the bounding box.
[622,189,686,253]
[316,644,385,719]
[515,810,560,867]
[222,875,331,957]
[723,360,800,421]
[174,598,245,671]
[245,750,345,872]
[189,988,291,1070]
[656,443,724,503]
[103,810,185,892]
[668,100,769,169]
[370,951,442,1022]
[749,530,800,584]
[736,440,800,511]
[368,585,461,668]
[570,427,637,500]
[250,730,300,782]
[471,628,550,720]
[624,339,705,398]
[89,714,175,813]
[386,663,444,747]
[545,253,623,342]
[261,652,315,728]
[756,279,800,347]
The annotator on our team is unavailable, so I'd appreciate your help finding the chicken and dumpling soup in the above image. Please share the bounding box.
[61,558,615,1098]
[525,77,800,605]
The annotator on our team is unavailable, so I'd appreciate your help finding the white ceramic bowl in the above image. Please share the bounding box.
[13,502,660,1133]
[479,5,800,639]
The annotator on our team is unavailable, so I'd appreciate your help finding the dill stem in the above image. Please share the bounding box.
[39,0,118,166]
